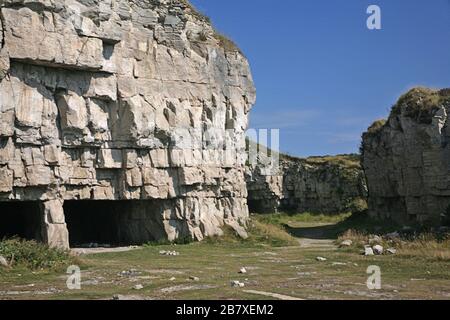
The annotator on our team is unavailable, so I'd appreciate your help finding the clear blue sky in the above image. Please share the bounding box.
[190,0,450,157]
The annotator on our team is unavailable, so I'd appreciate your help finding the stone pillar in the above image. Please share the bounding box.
[40,199,70,249]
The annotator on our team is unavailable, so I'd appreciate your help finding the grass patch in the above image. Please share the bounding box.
[390,87,450,124]
[304,154,361,169]
[203,220,297,247]
[0,238,77,271]
[338,228,450,262]
[213,33,242,53]
[397,234,450,261]
[256,212,352,226]
[247,219,298,247]
[365,119,387,136]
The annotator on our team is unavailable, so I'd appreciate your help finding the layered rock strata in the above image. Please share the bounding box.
[362,88,450,226]
[0,0,255,248]
[246,155,367,214]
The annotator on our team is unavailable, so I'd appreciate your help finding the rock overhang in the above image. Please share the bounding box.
[0,0,256,248]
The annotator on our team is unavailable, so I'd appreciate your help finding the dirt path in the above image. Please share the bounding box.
[286,222,338,250]
[71,246,139,255]
[243,290,304,300]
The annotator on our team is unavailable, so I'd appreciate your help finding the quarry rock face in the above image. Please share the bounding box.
[0,0,255,248]
[362,88,450,226]
[246,156,367,214]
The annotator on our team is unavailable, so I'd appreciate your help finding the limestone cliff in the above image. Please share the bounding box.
[0,0,256,248]
[246,153,367,214]
[362,88,450,226]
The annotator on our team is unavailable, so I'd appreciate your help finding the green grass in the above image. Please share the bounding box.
[0,238,78,271]
[255,212,352,226]
[0,214,449,300]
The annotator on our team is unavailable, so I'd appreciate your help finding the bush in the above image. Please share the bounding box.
[347,198,368,213]
[0,238,76,271]
[390,87,450,123]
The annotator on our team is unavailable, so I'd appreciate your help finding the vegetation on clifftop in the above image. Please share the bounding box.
[390,87,450,124]
[181,0,242,53]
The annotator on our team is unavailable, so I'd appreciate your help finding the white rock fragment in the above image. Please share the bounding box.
[316,257,327,262]
[239,267,247,274]
[160,250,180,256]
[386,248,397,255]
[231,280,245,288]
[364,246,374,256]
[373,245,384,255]
[340,240,353,247]
[0,256,8,267]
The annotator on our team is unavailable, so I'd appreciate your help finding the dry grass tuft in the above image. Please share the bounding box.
[390,87,450,123]
[338,230,450,261]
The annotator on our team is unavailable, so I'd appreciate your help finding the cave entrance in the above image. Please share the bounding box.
[0,201,43,241]
[64,200,124,247]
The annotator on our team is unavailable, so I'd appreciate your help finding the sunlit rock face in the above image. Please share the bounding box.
[0,0,256,248]
[362,88,450,226]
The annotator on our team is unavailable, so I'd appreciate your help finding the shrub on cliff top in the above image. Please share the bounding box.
[366,119,387,135]
[180,0,242,53]
[390,87,450,123]
[179,0,211,23]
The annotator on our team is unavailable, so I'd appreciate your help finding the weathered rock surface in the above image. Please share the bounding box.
[0,0,255,248]
[362,88,450,226]
[246,154,367,214]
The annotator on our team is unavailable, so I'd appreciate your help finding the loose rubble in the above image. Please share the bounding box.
[231,281,245,288]
[159,251,180,256]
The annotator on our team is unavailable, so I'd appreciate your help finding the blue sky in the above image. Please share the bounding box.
[190,0,450,157]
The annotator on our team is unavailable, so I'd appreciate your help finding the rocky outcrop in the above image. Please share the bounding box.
[246,154,367,214]
[0,0,255,248]
[362,88,450,226]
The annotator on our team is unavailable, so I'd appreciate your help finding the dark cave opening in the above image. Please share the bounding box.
[64,200,124,247]
[0,201,43,241]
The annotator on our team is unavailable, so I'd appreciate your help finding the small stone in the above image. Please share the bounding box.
[386,248,397,255]
[119,269,141,277]
[364,246,374,256]
[0,255,8,267]
[239,267,247,274]
[373,245,384,255]
[82,279,99,286]
[160,250,179,256]
[231,280,245,288]
[189,276,200,282]
[133,284,144,290]
[332,262,347,266]
[340,240,353,247]
[316,257,327,262]
[169,277,176,281]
